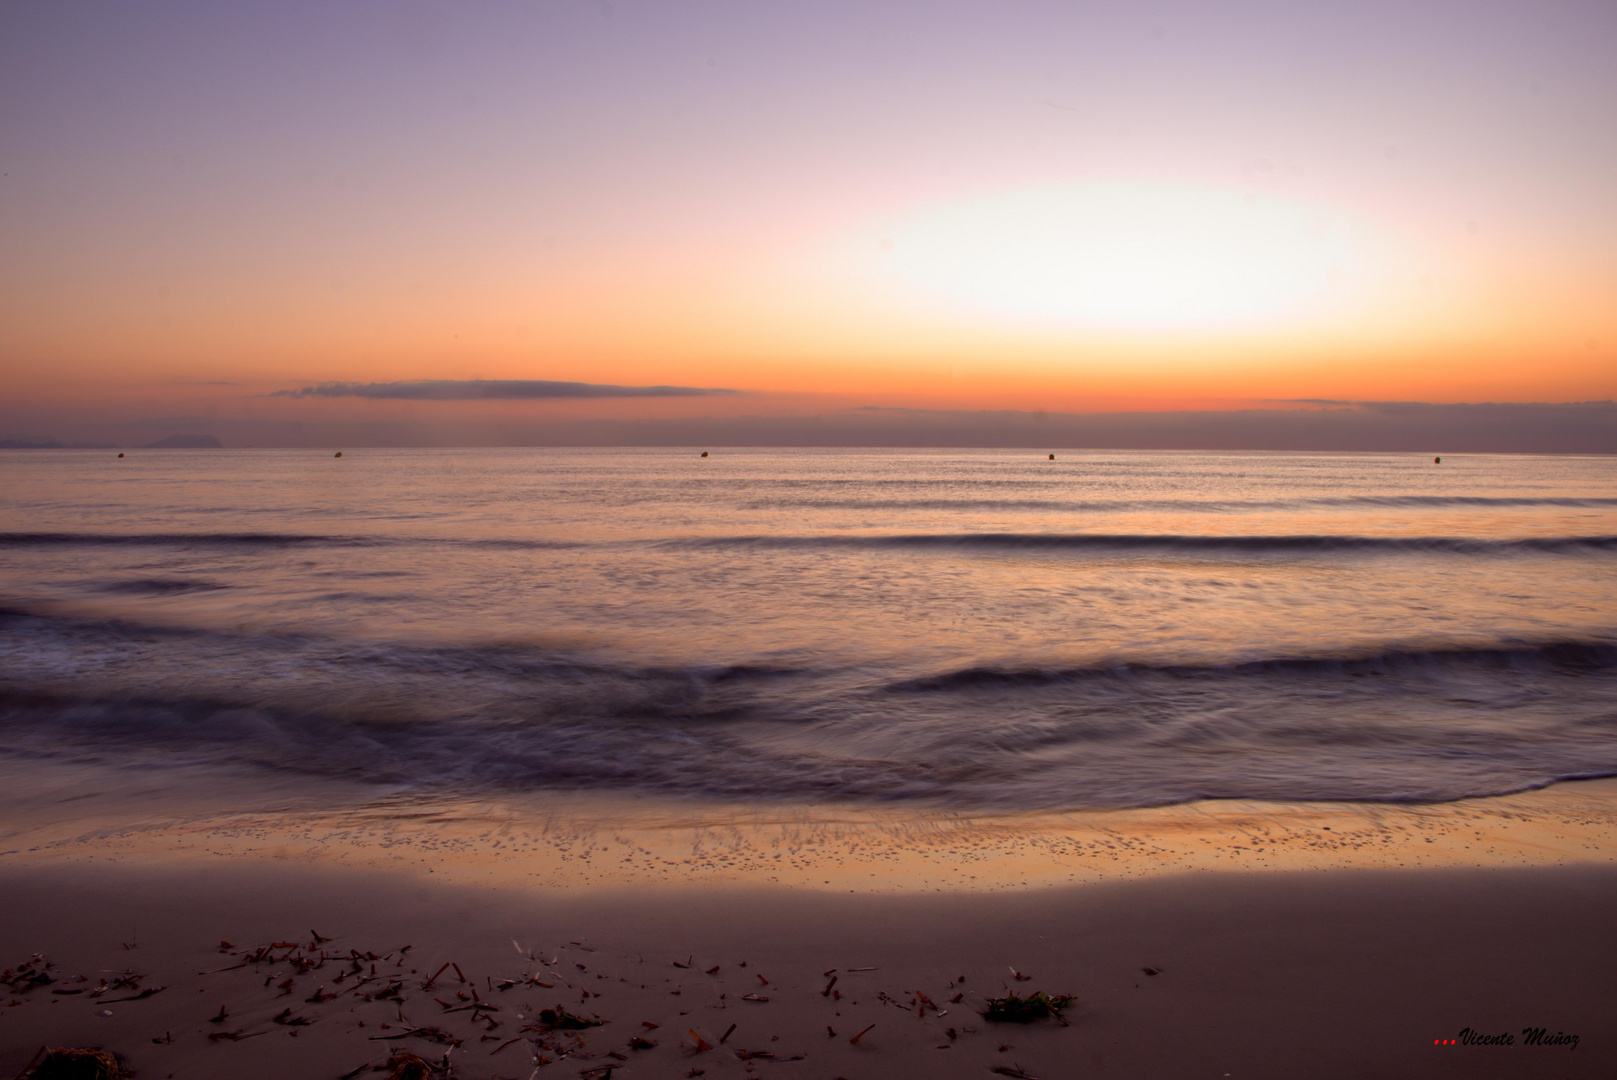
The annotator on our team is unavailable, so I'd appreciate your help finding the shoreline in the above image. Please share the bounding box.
[5,770,1616,894]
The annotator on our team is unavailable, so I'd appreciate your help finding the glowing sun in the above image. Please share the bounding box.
[873,182,1386,331]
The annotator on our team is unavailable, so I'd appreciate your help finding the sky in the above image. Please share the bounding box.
[2,0,1615,448]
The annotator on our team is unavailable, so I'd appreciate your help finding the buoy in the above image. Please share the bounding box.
[701,451,708,457]
[117,452,124,458]
[1048,453,1055,460]
[1434,456,1441,464]
[334,451,342,458]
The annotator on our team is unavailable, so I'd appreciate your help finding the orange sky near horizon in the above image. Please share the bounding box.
[2,1,1615,437]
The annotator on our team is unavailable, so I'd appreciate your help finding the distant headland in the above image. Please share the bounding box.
[0,433,222,449]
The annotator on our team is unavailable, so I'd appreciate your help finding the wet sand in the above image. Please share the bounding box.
[3,777,1616,1078]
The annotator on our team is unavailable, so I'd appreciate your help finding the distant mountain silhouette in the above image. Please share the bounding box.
[146,433,222,448]
[0,437,116,449]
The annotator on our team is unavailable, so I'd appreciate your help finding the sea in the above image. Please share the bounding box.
[2,446,1616,811]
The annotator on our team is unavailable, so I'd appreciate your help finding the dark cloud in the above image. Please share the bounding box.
[271,379,734,400]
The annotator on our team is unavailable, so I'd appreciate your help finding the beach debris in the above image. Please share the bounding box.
[983,991,1075,1024]
[1141,967,1162,976]
[380,1052,435,1080]
[990,1065,1042,1080]
[536,1006,602,1030]
[15,1046,127,1080]
[2,956,55,993]
[367,1027,461,1046]
[100,985,165,1004]
[734,1048,804,1062]
[3,929,1091,1075]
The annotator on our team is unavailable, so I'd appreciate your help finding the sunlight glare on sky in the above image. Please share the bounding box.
[849,183,1398,331]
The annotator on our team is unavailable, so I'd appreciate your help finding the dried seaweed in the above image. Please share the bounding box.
[16,1047,126,1080]
[535,1005,602,1030]
[982,990,1075,1023]
[383,1052,435,1080]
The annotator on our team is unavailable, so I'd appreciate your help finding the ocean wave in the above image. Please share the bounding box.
[741,495,1617,513]
[669,533,1617,555]
[2,607,1616,809]
[2,678,1614,809]
[0,531,581,550]
[0,531,383,547]
[885,639,1617,692]
[92,578,232,596]
[7,529,1614,557]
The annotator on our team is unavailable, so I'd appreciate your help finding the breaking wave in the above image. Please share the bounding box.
[2,607,1615,809]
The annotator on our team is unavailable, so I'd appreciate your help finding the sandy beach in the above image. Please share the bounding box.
[4,776,1615,1079]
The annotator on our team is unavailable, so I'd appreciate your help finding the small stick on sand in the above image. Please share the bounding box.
[991,1066,1041,1080]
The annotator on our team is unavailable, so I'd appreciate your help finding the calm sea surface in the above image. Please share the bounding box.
[2,447,1616,809]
